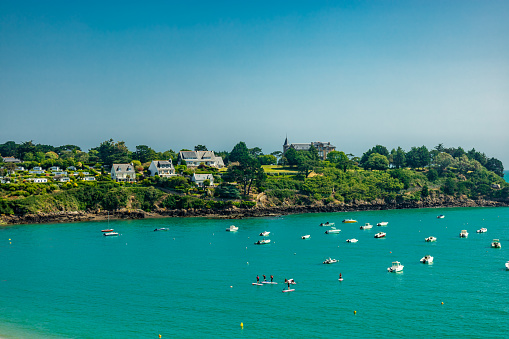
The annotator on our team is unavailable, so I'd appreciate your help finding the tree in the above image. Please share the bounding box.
[327,151,350,172]
[258,154,277,165]
[134,145,157,163]
[215,183,240,199]
[406,146,430,168]
[485,157,504,177]
[284,148,299,166]
[390,147,406,169]
[194,145,208,151]
[224,157,266,195]
[229,142,250,163]
[360,145,389,168]
[365,153,389,171]
[249,147,263,157]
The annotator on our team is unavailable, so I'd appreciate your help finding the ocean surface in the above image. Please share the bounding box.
[1,206,508,338]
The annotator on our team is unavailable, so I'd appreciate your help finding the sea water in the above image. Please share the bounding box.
[0,207,508,338]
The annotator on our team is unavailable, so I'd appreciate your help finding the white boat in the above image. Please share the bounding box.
[420,255,434,264]
[459,230,468,238]
[491,239,501,248]
[437,215,445,219]
[154,228,168,231]
[323,257,338,264]
[103,232,119,236]
[505,261,509,270]
[374,232,386,238]
[360,223,373,230]
[387,261,404,272]
[259,231,270,236]
[346,238,358,243]
[476,228,487,233]
[377,222,388,226]
[301,235,310,239]
[226,225,238,232]
[254,239,271,245]
[325,227,341,234]
[342,219,358,223]
[319,222,335,227]
[425,236,437,242]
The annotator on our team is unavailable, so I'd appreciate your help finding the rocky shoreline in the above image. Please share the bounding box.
[1,195,508,225]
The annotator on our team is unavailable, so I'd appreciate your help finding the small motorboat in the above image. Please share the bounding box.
[323,257,338,264]
[360,223,373,230]
[342,219,358,223]
[377,222,388,226]
[301,235,311,239]
[425,236,437,242]
[346,238,358,243]
[437,215,445,219]
[259,231,270,236]
[387,261,404,272]
[420,255,434,264]
[491,239,502,248]
[325,227,341,234]
[103,232,119,236]
[154,228,169,231]
[101,229,114,232]
[505,261,509,270]
[459,230,469,238]
[319,222,335,227]
[476,228,487,233]
[374,232,386,238]
[254,239,271,245]
[226,225,239,232]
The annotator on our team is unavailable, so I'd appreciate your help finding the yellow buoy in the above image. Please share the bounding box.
[354,310,357,314]
[230,286,233,288]
[159,335,162,338]
[240,322,243,328]
[441,302,444,305]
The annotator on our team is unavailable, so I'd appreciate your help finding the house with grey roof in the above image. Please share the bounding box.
[2,157,22,163]
[283,137,336,161]
[191,173,214,187]
[148,160,175,177]
[111,163,136,182]
[178,151,224,168]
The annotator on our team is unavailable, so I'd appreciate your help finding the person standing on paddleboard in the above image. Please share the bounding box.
[257,275,260,283]
[270,275,274,282]
[263,275,266,281]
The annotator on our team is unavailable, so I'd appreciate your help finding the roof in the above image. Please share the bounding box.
[192,173,214,180]
[112,163,136,173]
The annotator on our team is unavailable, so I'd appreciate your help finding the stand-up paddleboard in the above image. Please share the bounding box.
[338,278,343,281]
[282,288,295,293]
[252,282,263,286]
[262,281,278,284]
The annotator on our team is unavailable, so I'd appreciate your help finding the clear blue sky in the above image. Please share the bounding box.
[1,1,508,165]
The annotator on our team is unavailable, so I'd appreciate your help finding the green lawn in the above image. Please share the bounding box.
[262,165,299,174]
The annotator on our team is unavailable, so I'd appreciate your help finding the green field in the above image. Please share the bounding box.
[262,165,299,174]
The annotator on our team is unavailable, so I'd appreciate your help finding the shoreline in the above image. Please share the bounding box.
[1,196,508,225]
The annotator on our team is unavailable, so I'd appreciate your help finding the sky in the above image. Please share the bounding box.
[1,1,508,165]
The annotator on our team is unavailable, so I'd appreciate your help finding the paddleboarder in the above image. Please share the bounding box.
[256,275,260,283]
[263,274,266,281]
[270,275,274,282]
[339,273,343,281]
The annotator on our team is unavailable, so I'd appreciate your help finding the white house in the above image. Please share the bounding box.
[57,177,71,182]
[49,166,61,172]
[148,160,175,177]
[191,173,214,187]
[111,163,136,182]
[178,151,224,168]
[33,178,48,183]
[33,166,43,171]
[83,176,96,181]
[29,170,45,175]
[67,166,77,171]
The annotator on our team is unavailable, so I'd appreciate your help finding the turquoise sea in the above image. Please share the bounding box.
[1,206,508,338]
